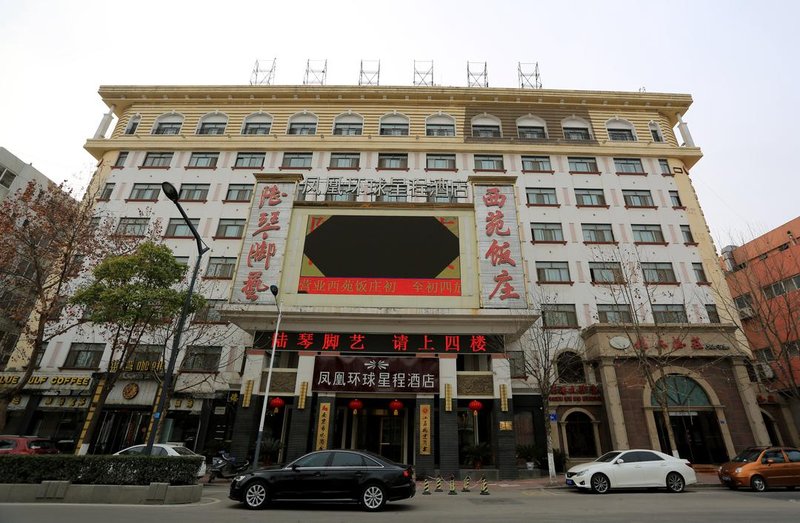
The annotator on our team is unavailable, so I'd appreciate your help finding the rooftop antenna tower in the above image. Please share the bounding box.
[304,59,328,86]
[359,60,380,86]
[518,62,542,89]
[250,58,276,86]
[413,60,434,86]
[467,61,488,88]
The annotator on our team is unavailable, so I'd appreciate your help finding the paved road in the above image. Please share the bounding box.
[1,483,799,523]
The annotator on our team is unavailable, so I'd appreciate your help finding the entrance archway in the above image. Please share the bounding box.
[564,411,597,458]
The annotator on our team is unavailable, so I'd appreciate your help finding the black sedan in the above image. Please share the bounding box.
[229,449,415,511]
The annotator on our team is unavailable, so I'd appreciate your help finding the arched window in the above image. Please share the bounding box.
[561,116,592,140]
[516,115,548,139]
[287,113,318,135]
[651,375,711,407]
[556,351,585,383]
[152,113,184,135]
[124,114,141,135]
[606,118,637,142]
[197,113,228,135]
[471,114,502,138]
[649,121,663,142]
[565,411,597,457]
[426,114,456,136]
[242,112,272,135]
[333,113,363,135]
[379,113,409,136]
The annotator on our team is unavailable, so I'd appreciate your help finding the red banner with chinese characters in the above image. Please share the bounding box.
[312,357,439,393]
[254,331,503,354]
[298,276,461,296]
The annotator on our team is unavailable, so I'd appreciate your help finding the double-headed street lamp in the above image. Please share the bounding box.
[144,181,210,455]
[252,284,281,469]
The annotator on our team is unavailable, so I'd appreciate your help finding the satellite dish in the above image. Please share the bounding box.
[609,336,631,350]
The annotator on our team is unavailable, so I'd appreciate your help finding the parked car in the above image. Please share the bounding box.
[113,443,207,478]
[229,449,415,511]
[718,446,800,491]
[565,449,696,494]
[0,435,59,455]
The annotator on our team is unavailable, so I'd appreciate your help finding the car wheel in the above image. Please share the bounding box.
[590,473,610,494]
[243,480,269,510]
[750,475,767,492]
[361,483,387,512]
[666,472,685,493]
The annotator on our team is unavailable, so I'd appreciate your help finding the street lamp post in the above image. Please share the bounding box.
[144,181,210,455]
[252,284,281,469]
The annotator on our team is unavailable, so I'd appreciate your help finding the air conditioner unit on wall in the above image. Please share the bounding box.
[738,306,755,319]
[756,362,775,380]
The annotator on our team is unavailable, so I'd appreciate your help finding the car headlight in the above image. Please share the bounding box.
[233,475,247,483]
[734,467,742,474]
[573,470,586,477]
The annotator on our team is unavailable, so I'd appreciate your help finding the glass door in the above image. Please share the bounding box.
[379,415,403,463]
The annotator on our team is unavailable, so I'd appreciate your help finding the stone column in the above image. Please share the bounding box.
[285,403,313,462]
[598,358,629,449]
[438,355,459,476]
[732,359,771,447]
[493,399,518,479]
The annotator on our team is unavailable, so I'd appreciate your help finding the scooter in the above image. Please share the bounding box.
[208,450,250,482]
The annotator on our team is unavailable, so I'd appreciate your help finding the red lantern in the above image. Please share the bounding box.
[349,398,363,415]
[389,399,404,416]
[468,400,483,417]
[268,396,285,414]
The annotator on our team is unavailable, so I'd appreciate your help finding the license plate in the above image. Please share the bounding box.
[566,479,575,486]
[722,475,730,481]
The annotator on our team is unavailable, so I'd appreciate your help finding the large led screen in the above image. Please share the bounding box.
[298,215,461,296]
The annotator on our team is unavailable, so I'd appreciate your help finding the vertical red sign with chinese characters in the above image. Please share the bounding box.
[232,178,296,304]
[474,184,527,308]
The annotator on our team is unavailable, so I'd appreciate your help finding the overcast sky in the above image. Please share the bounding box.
[1,0,797,247]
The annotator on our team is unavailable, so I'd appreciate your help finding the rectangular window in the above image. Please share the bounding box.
[508,351,527,378]
[472,125,501,138]
[128,183,161,201]
[518,126,546,139]
[574,188,606,207]
[142,152,173,168]
[659,159,671,175]
[0,167,17,189]
[225,184,253,202]
[614,158,645,173]
[188,152,219,168]
[763,273,800,299]
[563,127,590,140]
[542,304,578,328]
[568,157,599,173]
[288,122,317,135]
[670,191,683,207]
[531,223,564,243]
[380,123,409,136]
[632,224,666,244]
[426,124,455,136]
[526,187,558,205]
[426,154,456,170]
[234,152,265,168]
[281,152,313,168]
[328,153,360,169]
[642,262,678,284]
[681,225,695,244]
[198,122,226,135]
[179,184,210,201]
[113,151,128,168]
[333,123,363,136]
[705,304,721,323]
[536,261,571,283]
[116,217,149,237]
[651,128,663,142]
[623,190,655,207]
[193,299,227,323]
[652,304,687,323]
[215,219,246,239]
[734,294,753,310]
[693,262,709,283]
[206,257,236,279]
[474,155,504,170]
[181,346,222,371]
[608,128,635,141]
[153,122,181,135]
[99,183,115,200]
[521,155,552,171]
[165,217,200,238]
[63,343,104,369]
[243,122,271,135]
[377,153,408,169]
[174,256,189,265]
[756,348,775,364]
[589,262,624,283]
[597,304,633,323]
[124,118,139,135]
[582,223,615,243]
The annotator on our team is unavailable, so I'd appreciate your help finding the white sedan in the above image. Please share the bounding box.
[565,449,696,493]
[114,443,207,478]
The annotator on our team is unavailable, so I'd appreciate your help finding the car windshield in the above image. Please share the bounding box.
[731,448,763,463]
[596,451,622,463]
[170,446,196,456]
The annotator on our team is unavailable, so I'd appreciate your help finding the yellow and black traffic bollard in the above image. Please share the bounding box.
[435,474,443,492]
[448,473,457,495]
[461,474,471,492]
[422,477,431,495]
[480,475,490,495]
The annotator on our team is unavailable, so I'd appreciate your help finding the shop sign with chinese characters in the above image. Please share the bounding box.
[549,384,602,403]
[316,402,332,450]
[232,179,296,304]
[419,404,432,455]
[313,357,439,394]
[255,331,502,354]
[474,185,527,308]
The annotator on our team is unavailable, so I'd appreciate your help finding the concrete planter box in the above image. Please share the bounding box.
[0,481,202,504]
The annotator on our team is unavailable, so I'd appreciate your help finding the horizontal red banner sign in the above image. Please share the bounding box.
[313,357,439,393]
[298,276,462,296]
[254,331,502,354]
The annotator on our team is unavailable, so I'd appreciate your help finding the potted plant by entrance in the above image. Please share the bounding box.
[516,444,537,471]
[462,442,491,469]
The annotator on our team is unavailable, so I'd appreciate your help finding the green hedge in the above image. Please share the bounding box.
[0,455,203,485]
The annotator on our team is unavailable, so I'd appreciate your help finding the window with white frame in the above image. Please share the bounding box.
[471,114,502,137]
[582,223,615,243]
[124,115,140,135]
[242,113,272,135]
[128,183,160,201]
[152,114,183,135]
[474,154,504,170]
[282,152,313,168]
[606,119,636,141]
[188,152,219,168]
[542,304,578,328]
[670,191,683,207]
[508,351,527,378]
[113,151,128,168]
[287,113,318,135]
[225,184,253,201]
[623,190,655,207]
[179,184,210,201]
[531,223,564,242]
[142,152,173,168]
[652,304,687,323]
[330,152,360,169]
[614,158,645,173]
[526,187,557,205]
[63,343,105,369]
[574,188,606,207]
[693,263,709,283]
[234,152,265,168]
[181,346,222,371]
[597,304,633,323]
[206,257,236,279]
[632,224,666,243]
[116,217,149,237]
[649,122,663,142]
[197,114,228,135]
[536,261,570,283]
[680,225,695,244]
[705,304,720,323]
[379,114,409,136]
[215,219,246,239]
[659,159,672,176]
[333,114,363,135]
[763,274,800,299]
[98,183,115,200]
[568,157,599,173]
[193,299,227,323]
[561,116,592,140]
[426,114,456,136]
[589,262,624,283]
[377,153,408,169]
[642,262,678,284]
[516,115,547,139]
[521,155,552,171]
[426,154,456,170]
[165,217,200,238]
